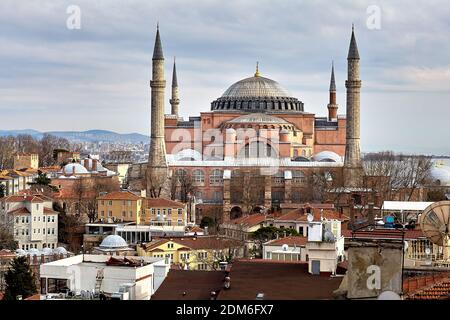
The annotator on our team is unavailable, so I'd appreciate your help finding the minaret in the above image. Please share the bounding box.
[170,57,180,117]
[327,61,338,121]
[343,25,364,187]
[147,24,168,198]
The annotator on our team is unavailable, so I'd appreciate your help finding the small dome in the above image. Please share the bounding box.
[63,163,89,175]
[430,165,450,186]
[99,235,128,249]
[312,151,343,163]
[54,247,68,255]
[28,248,40,256]
[42,248,53,255]
[15,249,26,256]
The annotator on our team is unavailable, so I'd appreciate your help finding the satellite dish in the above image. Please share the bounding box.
[281,244,289,251]
[307,213,314,223]
[377,291,401,300]
[419,201,450,260]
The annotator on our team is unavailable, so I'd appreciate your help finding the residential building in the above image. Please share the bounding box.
[97,191,143,224]
[39,254,170,300]
[0,194,58,250]
[263,236,308,262]
[137,236,243,271]
[142,198,189,227]
[13,153,39,170]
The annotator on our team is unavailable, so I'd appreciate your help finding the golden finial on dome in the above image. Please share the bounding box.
[254,61,260,77]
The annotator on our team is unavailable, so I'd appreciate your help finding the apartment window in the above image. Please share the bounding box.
[38,216,40,222]
[38,229,40,234]
[48,216,51,223]
[52,228,55,235]
[52,216,55,223]
[26,229,29,235]
[129,211,133,217]
[157,209,161,216]
[151,208,155,215]
[42,228,45,234]
[168,208,172,215]
[36,204,39,210]
[128,201,132,206]
[178,209,182,215]
[33,229,35,234]
[26,244,29,250]
[22,217,25,223]
[34,244,37,249]
[122,211,126,217]
[178,220,183,226]
[168,243,174,249]
[108,201,112,206]
[108,211,112,217]
[21,229,24,236]
[101,211,105,217]
[26,216,29,223]
[48,228,51,235]
[33,217,36,222]
[51,243,55,249]
[16,217,19,224]
[15,229,18,236]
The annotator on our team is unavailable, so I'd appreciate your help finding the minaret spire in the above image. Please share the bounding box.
[147,24,168,198]
[343,25,363,187]
[170,56,180,117]
[327,61,338,121]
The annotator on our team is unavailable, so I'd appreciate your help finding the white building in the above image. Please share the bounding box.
[39,254,170,300]
[306,219,345,275]
[0,194,58,250]
[262,236,307,261]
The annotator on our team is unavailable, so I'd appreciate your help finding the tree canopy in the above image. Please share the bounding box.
[4,256,37,300]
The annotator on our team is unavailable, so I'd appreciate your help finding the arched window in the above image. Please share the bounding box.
[238,142,277,159]
[273,170,285,184]
[209,169,223,185]
[293,171,306,184]
[175,169,187,179]
[192,169,205,183]
[213,191,223,202]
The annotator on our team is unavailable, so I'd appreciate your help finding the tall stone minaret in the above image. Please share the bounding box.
[170,57,180,117]
[327,61,338,121]
[343,26,364,187]
[147,24,169,198]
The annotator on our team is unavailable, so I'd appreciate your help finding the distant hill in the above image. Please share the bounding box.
[0,129,149,144]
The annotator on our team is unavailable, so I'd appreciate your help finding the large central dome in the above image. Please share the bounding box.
[211,70,304,113]
[222,76,290,98]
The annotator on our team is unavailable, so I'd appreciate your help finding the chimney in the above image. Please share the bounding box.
[83,159,89,170]
[72,165,76,175]
[92,159,98,172]
[349,198,355,230]
[368,202,375,226]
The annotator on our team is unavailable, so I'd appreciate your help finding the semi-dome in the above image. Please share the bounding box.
[312,151,343,163]
[227,113,289,125]
[430,165,450,186]
[211,70,304,113]
[27,248,40,256]
[99,235,128,249]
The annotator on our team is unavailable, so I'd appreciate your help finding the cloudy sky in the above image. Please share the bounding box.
[0,0,449,154]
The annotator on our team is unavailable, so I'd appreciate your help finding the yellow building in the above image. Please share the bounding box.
[13,153,39,170]
[97,191,142,224]
[141,198,188,227]
[137,236,243,270]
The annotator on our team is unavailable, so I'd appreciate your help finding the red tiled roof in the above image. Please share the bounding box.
[217,260,342,300]
[0,249,15,257]
[265,236,308,247]
[3,195,46,203]
[97,191,141,201]
[144,198,185,209]
[43,207,59,215]
[7,207,31,215]
[276,208,347,223]
[143,236,242,252]
[230,214,266,227]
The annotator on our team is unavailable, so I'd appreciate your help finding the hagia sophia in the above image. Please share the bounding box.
[129,25,364,222]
